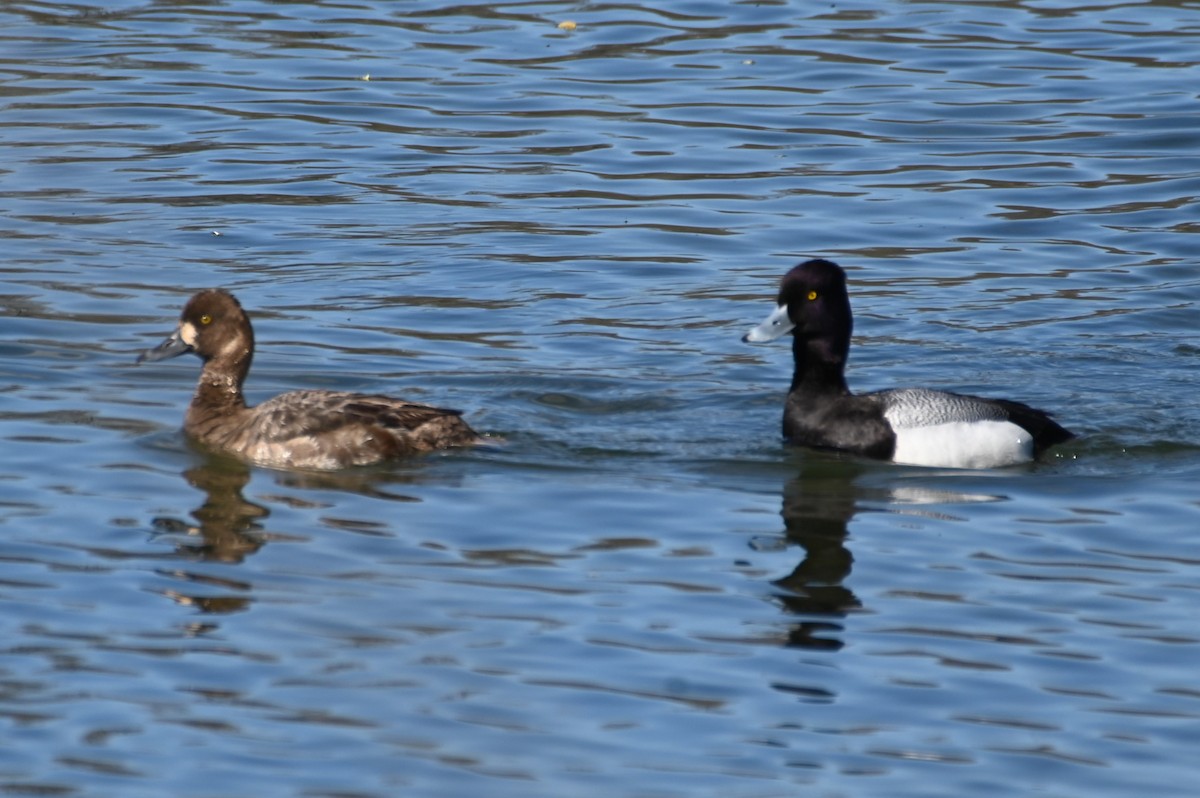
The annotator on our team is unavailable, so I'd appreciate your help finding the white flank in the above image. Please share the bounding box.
[891,420,1034,469]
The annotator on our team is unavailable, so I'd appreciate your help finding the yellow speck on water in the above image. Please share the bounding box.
[360,73,371,81]
[557,20,577,31]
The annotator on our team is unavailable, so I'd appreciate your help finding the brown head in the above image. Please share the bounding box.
[138,289,256,393]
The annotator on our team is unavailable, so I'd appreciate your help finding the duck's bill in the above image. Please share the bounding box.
[137,330,191,364]
[742,304,794,343]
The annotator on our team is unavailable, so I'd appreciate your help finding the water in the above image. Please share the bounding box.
[2,1,1199,795]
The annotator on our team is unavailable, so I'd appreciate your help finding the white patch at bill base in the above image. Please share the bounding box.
[179,321,199,347]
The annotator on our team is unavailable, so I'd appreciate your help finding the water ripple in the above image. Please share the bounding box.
[3,1,1200,795]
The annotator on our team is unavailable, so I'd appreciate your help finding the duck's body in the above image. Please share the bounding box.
[744,259,1073,469]
[138,289,480,470]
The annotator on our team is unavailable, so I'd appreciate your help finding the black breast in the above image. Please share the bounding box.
[783,392,896,460]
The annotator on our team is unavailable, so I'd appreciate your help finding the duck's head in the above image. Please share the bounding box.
[138,289,254,365]
[743,259,853,345]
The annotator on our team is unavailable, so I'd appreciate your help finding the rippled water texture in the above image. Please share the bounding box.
[2,1,1199,796]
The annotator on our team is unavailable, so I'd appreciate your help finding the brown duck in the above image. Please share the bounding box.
[138,289,481,470]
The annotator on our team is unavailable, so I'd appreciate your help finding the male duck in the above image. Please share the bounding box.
[743,259,1073,468]
[138,289,481,470]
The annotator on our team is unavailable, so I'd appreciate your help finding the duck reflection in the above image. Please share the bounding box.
[152,457,268,565]
[150,457,264,614]
[150,454,444,613]
[771,457,863,651]
[770,456,1006,651]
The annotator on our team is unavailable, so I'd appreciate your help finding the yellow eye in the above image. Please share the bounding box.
[807,290,819,301]
[199,314,213,325]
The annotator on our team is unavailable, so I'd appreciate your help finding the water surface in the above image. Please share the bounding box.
[2,1,1199,796]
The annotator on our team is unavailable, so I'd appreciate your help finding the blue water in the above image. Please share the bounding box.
[2,1,1199,796]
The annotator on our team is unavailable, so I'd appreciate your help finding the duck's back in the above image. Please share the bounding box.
[186,390,479,470]
[876,387,1070,442]
[873,387,1072,468]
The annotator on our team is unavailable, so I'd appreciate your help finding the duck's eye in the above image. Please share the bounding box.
[199,314,213,325]
[807,290,819,301]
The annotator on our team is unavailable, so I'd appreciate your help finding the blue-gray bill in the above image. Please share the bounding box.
[742,303,793,343]
[137,331,191,364]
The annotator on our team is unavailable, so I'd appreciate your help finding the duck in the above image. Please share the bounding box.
[137,289,481,470]
[743,259,1074,468]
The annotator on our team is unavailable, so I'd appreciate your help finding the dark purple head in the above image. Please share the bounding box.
[743,259,853,351]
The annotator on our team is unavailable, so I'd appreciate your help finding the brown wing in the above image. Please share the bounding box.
[341,396,465,430]
[251,391,463,443]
